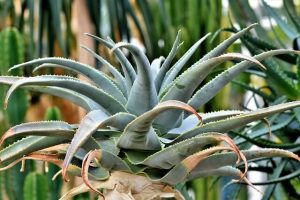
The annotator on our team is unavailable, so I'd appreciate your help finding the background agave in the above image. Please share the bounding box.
[0,24,299,199]
[229,0,300,101]
[228,2,300,199]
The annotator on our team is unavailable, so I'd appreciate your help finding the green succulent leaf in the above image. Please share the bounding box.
[0,136,68,165]
[188,166,243,181]
[62,111,135,178]
[188,148,300,179]
[85,33,136,90]
[148,146,233,185]
[4,75,126,115]
[161,53,265,102]
[10,57,127,104]
[118,100,200,150]
[127,133,229,169]
[112,43,158,115]
[152,148,299,185]
[160,33,211,90]
[80,45,128,97]
[165,53,265,101]
[155,30,183,92]
[0,121,74,146]
[188,49,299,109]
[95,137,120,155]
[169,110,245,136]
[0,76,101,111]
[150,56,165,78]
[0,76,21,84]
[83,149,131,174]
[198,23,257,63]
[157,53,265,132]
[173,101,300,143]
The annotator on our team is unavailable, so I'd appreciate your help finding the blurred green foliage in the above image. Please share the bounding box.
[23,172,49,200]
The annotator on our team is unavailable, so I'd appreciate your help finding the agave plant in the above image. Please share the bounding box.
[0,24,299,199]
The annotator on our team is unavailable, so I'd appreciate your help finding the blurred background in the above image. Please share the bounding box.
[0,0,299,199]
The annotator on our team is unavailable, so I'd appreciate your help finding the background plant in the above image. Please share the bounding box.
[0,27,30,200]
[228,0,300,199]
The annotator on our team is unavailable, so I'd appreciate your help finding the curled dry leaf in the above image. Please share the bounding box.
[182,134,249,182]
[82,150,105,198]
[0,152,61,172]
[182,146,234,172]
[0,128,13,147]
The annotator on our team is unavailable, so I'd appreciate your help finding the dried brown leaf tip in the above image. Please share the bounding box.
[182,146,233,172]
[0,152,61,172]
[82,150,105,198]
[0,128,14,147]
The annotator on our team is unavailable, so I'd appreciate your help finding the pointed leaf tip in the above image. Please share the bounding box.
[219,53,266,70]
[0,129,13,147]
[7,67,14,73]
[182,146,232,172]
[3,101,8,110]
[249,22,259,27]
[290,152,300,161]
[111,42,129,53]
[118,100,201,150]
[61,166,70,182]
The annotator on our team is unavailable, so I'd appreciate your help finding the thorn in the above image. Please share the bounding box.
[249,23,259,28]
[44,161,49,173]
[240,176,263,195]
[32,67,39,73]
[62,168,70,182]
[63,175,70,182]
[110,42,127,53]
[0,129,13,147]
[52,170,62,181]
[4,101,8,110]
[7,67,14,73]
[20,159,25,172]
[262,118,272,138]
[0,137,5,147]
